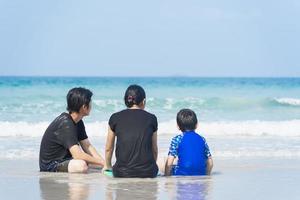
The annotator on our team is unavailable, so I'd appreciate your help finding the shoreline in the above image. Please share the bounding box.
[1,158,300,200]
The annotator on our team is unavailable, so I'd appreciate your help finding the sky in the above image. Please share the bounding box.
[0,0,300,77]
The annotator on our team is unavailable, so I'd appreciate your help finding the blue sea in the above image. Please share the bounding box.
[1,76,300,159]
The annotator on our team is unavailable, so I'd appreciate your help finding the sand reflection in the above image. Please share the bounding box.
[39,174,90,200]
[165,177,212,200]
[105,179,158,200]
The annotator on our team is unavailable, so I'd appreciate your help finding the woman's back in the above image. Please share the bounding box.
[109,109,158,177]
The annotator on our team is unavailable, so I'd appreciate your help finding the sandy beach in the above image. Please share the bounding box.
[1,157,300,200]
[1,134,300,200]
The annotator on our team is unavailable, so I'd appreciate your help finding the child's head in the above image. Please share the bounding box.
[124,84,146,108]
[176,109,198,132]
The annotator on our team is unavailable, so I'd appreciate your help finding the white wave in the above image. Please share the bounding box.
[163,98,174,110]
[214,150,300,158]
[2,148,300,160]
[93,99,123,108]
[0,148,38,160]
[161,97,206,110]
[159,120,300,137]
[1,120,300,137]
[0,121,49,137]
[274,98,300,106]
[0,121,109,137]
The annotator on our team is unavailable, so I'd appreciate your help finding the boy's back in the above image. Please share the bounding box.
[177,131,209,175]
[169,131,211,176]
[165,108,213,176]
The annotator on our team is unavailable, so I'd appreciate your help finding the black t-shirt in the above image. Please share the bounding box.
[39,113,88,171]
[109,109,158,178]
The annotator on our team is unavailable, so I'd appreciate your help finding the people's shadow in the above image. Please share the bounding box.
[165,176,212,200]
[105,179,158,200]
[39,174,90,200]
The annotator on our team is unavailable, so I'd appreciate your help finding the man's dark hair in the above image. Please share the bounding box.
[124,84,146,108]
[67,87,93,113]
[177,109,198,132]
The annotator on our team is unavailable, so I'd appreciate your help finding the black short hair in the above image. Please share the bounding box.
[176,109,198,132]
[66,87,93,113]
[124,84,146,108]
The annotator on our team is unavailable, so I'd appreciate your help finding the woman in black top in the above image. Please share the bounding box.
[105,85,158,177]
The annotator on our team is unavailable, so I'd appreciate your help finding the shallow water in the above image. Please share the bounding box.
[1,159,300,200]
[1,135,300,160]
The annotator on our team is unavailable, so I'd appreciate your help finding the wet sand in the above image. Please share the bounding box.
[1,158,300,200]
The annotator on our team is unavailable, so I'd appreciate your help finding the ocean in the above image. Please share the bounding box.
[1,76,300,160]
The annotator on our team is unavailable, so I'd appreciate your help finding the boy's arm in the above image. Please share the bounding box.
[206,157,213,175]
[80,139,105,167]
[104,127,115,170]
[202,136,213,175]
[165,135,181,176]
[165,155,175,176]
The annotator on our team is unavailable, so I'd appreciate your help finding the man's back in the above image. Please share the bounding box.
[39,113,87,171]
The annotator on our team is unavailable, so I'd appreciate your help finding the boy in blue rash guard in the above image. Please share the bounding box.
[165,109,213,176]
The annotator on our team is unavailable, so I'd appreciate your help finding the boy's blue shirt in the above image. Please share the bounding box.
[168,130,211,175]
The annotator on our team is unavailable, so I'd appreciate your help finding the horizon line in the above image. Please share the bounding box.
[1,75,300,78]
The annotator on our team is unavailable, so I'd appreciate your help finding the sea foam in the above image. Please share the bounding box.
[1,120,300,137]
[2,148,300,160]
[274,98,300,106]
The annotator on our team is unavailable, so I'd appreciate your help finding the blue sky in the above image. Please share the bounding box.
[0,0,300,77]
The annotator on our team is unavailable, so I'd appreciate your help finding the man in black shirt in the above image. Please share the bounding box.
[39,87,104,173]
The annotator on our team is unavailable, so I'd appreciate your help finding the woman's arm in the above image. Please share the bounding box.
[105,127,115,169]
[152,131,158,161]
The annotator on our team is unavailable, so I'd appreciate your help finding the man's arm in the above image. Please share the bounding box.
[206,157,213,175]
[80,139,105,167]
[104,127,115,170]
[165,155,175,176]
[152,131,158,161]
[69,145,103,165]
